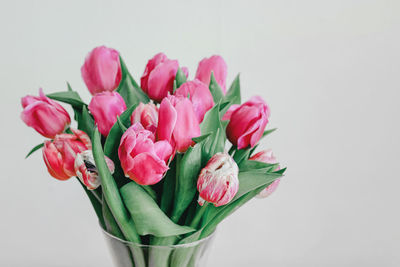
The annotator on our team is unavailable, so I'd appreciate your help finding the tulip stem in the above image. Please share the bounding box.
[189,202,209,229]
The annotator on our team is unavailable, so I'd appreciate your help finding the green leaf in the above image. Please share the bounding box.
[25,143,44,158]
[160,159,176,214]
[233,148,251,165]
[121,181,195,237]
[274,167,287,175]
[262,128,277,138]
[200,102,226,154]
[192,133,211,144]
[117,56,149,108]
[47,91,86,108]
[239,160,279,172]
[92,128,141,244]
[66,82,73,92]
[104,104,137,158]
[221,74,241,114]
[209,72,224,103]
[75,105,95,138]
[201,171,282,229]
[170,143,204,222]
[175,68,187,89]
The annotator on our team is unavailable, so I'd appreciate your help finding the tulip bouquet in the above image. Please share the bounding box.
[21,46,285,267]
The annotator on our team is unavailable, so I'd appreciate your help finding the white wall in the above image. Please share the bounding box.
[1,0,399,266]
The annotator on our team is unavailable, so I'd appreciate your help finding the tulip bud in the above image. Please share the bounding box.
[81,46,122,95]
[174,79,214,123]
[140,53,187,102]
[157,94,201,153]
[131,102,158,134]
[195,55,227,94]
[118,123,173,185]
[249,149,281,198]
[74,150,115,190]
[197,152,239,207]
[88,91,127,136]
[223,96,270,149]
[43,129,91,180]
[21,88,71,138]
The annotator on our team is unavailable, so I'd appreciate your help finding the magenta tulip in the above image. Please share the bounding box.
[74,150,115,190]
[195,55,227,93]
[174,79,214,123]
[197,152,239,207]
[88,91,127,136]
[223,96,270,149]
[131,102,158,134]
[81,46,122,95]
[157,95,201,153]
[140,53,185,102]
[21,88,71,138]
[249,149,281,198]
[43,129,91,180]
[118,123,173,185]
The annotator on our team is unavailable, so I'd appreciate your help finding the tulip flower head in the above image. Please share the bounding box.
[118,123,173,185]
[88,91,127,136]
[42,129,91,181]
[197,152,239,207]
[131,102,158,134]
[140,53,187,102]
[223,96,270,149]
[174,79,214,123]
[195,55,227,93]
[81,46,122,95]
[74,150,115,190]
[249,149,281,198]
[21,88,71,138]
[157,94,201,153]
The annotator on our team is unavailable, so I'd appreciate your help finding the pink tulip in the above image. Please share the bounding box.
[249,149,281,198]
[88,91,127,136]
[223,96,270,149]
[131,102,158,134]
[195,55,227,94]
[21,89,71,139]
[81,46,122,95]
[140,53,186,102]
[74,150,115,190]
[197,152,239,207]
[157,94,201,153]
[118,123,173,185]
[43,129,91,180]
[174,79,214,123]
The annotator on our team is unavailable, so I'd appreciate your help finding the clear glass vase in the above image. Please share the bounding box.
[101,227,216,267]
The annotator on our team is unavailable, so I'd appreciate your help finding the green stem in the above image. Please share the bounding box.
[189,203,209,229]
[170,153,183,223]
[228,145,236,156]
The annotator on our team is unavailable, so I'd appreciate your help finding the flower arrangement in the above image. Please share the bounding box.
[21,46,286,266]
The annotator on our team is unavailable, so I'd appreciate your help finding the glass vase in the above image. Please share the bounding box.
[101,226,216,267]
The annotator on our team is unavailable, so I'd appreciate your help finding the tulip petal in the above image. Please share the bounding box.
[129,153,169,185]
[157,97,177,144]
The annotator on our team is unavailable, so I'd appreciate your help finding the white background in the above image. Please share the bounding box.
[1,0,399,266]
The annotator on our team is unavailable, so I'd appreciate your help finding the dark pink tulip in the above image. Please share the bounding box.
[131,102,158,134]
[197,152,239,207]
[195,55,227,93]
[223,96,270,149]
[174,79,214,123]
[140,53,185,102]
[88,91,127,136]
[118,123,173,185]
[74,150,115,190]
[81,46,122,95]
[21,88,70,138]
[249,149,281,198]
[157,95,201,153]
[43,129,91,181]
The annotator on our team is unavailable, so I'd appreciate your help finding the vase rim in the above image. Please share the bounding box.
[99,222,217,248]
